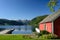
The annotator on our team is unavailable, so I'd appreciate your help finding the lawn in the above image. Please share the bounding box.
[0,34,58,40]
[0,34,40,40]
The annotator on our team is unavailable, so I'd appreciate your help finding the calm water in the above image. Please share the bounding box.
[0,25,33,34]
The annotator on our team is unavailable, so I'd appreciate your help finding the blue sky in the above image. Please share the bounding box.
[0,0,60,20]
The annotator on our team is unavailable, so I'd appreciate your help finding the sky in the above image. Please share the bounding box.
[0,0,60,20]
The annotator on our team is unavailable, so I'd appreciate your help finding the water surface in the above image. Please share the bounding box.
[0,25,33,34]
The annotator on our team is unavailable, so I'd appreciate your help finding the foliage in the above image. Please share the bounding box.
[29,15,48,28]
[39,30,50,36]
[32,27,35,32]
[48,0,58,12]
[39,34,58,39]
[34,30,50,37]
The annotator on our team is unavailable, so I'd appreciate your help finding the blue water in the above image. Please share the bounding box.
[0,25,33,34]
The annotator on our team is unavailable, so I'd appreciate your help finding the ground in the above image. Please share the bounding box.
[0,34,38,40]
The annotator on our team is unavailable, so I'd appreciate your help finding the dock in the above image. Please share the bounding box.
[0,29,15,34]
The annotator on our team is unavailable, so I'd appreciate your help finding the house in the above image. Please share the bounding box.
[39,9,60,37]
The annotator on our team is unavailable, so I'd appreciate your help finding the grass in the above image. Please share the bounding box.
[0,34,40,40]
[0,34,58,40]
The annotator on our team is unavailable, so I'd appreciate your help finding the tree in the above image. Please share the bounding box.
[29,15,48,28]
[48,0,58,12]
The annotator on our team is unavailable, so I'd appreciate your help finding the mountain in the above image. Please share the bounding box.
[17,20,30,25]
[29,15,48,28]
[0,19,30,25]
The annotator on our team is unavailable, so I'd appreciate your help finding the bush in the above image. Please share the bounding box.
[39,34,58,39]
[34,30,50,37]
[39,30,50,36]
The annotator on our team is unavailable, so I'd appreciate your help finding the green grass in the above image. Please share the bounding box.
[0,34,40,40]
[0,34,57,40]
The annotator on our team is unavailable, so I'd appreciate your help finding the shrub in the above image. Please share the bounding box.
[39,34,58,39]
[39,30,50,36]
[40,30,50,34]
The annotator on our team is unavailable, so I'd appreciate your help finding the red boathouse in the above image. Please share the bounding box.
[39,9,60,37]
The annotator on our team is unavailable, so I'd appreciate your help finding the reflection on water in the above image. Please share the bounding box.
[0,25,33,34]
[12,29,32,34]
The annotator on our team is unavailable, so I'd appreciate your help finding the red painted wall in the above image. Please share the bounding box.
[39,22,52,33]
[54,16,60,37]
[39,23,45,31]
[46,22,52,33]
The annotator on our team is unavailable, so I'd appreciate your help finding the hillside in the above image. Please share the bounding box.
[29,15,48,28]
[0,19,30,25]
